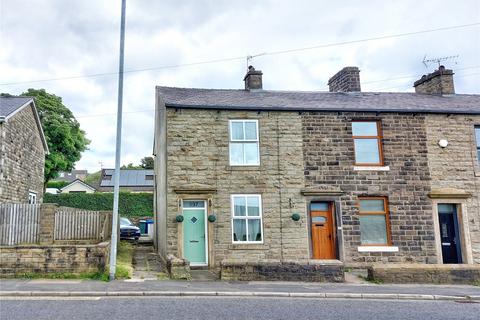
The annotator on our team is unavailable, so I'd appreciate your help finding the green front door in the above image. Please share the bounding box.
[183,200,207,265]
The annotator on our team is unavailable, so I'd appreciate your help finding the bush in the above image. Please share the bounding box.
[46,181,69,189]
[43,192,153,217]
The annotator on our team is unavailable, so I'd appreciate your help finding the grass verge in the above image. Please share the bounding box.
[114,240,134,279]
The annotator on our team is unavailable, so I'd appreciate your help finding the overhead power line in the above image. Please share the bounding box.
[1,22,479,86]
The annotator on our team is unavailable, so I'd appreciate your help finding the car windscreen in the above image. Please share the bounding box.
[120,218,131,226]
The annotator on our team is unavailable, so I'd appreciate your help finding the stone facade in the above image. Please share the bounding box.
[163,108,308,268]
[302,112,436,266]
[425,114,480,264]
[0,104,45,203]
[155,104,480,277]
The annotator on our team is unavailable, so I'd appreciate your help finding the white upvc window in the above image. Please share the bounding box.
[229,120,259,166]
[231,194,263,243]
[28,192,37,204]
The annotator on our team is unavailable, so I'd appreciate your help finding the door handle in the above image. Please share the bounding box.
[190,240,199,243]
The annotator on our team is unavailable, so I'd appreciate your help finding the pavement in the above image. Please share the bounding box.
[1,279,479,301]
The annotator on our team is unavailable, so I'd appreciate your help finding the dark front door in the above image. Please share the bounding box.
[438,204,462,264]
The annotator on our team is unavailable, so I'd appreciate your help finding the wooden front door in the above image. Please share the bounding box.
[311,202,336,259]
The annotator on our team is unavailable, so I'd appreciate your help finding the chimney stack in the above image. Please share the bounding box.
[413,65,455,95]
[244,66,263,90]
[328,66,361,92]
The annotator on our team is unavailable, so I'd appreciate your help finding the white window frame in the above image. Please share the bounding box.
[231,194,264,244]
[28,192,37,204]
[229,119,260,166]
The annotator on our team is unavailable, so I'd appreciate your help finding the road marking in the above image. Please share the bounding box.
[0,297,101,301]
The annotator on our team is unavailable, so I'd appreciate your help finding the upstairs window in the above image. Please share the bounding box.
[352,121,384,166]
[229,120,259,166]
[475,126,480,164]
[358,197,391,246]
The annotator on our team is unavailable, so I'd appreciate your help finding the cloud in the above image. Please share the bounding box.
[1,0,479,173]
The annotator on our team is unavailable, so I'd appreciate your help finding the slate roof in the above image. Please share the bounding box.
[0,96,49,153]
[100,169,154,187]
[156,87,480,114]
[0,96,34,118]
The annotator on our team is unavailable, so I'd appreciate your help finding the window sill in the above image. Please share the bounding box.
[228,243,268,250]
[226,166,261,171]
[357,246,398,253]
[353,166,390,171]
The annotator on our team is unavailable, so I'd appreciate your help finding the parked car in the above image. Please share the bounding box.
[120,217,141,241]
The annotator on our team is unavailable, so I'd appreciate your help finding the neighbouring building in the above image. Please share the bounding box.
[55,170,88,183]
[97,169,154,193]
[0,96,49,203]
[60,179,96,194]
[153,66,480,280]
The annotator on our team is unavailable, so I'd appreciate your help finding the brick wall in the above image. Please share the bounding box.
[425,114,480,263]
[165,108,308,267]
[0,105,45,203]
[302,112,436,265]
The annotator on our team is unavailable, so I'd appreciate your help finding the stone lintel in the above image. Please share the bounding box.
[301,189,344,196]
[428,188,471,199]
[173,183,216,194]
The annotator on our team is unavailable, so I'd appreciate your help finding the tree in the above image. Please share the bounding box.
[140,156,154,169]
[22,89,90,184]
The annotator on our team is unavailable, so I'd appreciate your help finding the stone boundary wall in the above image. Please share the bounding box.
[221,260,344,282]
[166,254,190,280]
[0,241,110,277]
[368,264,480,285]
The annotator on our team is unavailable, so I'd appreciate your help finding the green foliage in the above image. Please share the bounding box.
[21,89,90,183]
[121,163,142,170]
[46,180,69,189]
[15,271,109,281]
[115,241,134,279]
[84,170,102,186]
[140,156,154,169]
[44,192,153,217]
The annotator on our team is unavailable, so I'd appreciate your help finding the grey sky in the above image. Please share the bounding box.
[1,0,479,173]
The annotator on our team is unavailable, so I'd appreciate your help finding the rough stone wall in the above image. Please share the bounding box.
[221,260,344,282]
[166,108,308,267]
[368,264,480,284]
[425,114,480,263]
[302,112,436,265]
[0,105,45,203]
[0,241,110,276]
[328,67,361,92]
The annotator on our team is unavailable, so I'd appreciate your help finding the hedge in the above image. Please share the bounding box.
[44,192,153,217]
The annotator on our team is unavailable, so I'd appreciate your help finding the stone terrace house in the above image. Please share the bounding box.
[153,66,480,280]
[0,96,49,203]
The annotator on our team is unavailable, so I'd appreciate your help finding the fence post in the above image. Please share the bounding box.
[39,204,57,244]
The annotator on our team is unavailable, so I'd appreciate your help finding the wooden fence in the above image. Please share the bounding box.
[0,204,111,246]
[54,208,104,241]
[0,203,41,246]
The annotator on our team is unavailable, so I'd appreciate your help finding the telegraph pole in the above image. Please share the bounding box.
[109,0,126,281]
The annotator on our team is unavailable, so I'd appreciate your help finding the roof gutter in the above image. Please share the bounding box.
[164,103,480,115]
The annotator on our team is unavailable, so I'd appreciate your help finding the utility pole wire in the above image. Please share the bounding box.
[1,22,478,86]
[109,0,126,281]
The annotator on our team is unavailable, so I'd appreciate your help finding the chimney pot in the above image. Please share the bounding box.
[244,66,263,90]
[328,66,361,92]
[413,66,455,95]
